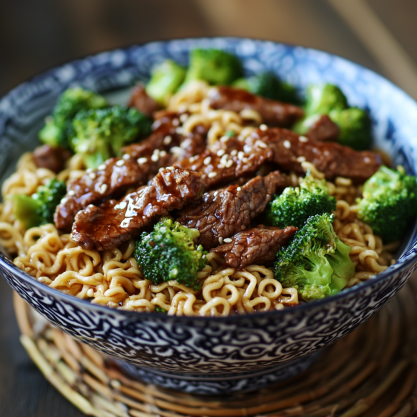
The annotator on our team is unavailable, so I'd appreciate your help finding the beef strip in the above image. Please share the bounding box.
[211,225,298,268]
[175,136,273,189]
[306,115,339,142]
[33,144,71,174]
[55,113,202,231]
[176,171,287,250]
[128,84,159,117]
[122,111,206,162]
[208,86,304,127]
[71,168,204,251]
[248,127,381,182]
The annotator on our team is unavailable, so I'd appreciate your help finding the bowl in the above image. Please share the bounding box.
[1,38,417,395]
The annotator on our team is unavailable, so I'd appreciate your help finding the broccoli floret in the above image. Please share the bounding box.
[275,213,354,302]
[265,173,336,229]
[233,71,300,104]
[357,166,417,242]
[39,88,108,149]
[134,217,207,289]
[328,107,372,151]
[70,106,151,169]
[12,178,67,229]
[146,59,186,106]
[184,48,243,86]
[294,83,372,151]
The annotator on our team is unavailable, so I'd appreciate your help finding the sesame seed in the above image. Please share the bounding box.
[238,151,245,160]
[242,157,248,163]
[180,138,191,149]
[151,154,159,162]
[217,149,225,157]
[170,146,184,155]
[87,289,94,297]
[260,124,268,131]
[172,119,179,127]
[179,114,188,123]
[163,135,172,145]
[99,184,108,194]
[116,160,125,167]
[89,173,96,180]
[283,140,291,149]
[298,136,308,142]
[297,156,306,163]
[219,237,224,245]
[224,238,232,243]
[204,156,212,165]
[225,160,234,168]
[231,150,238,156]
[61,198,68,204]
[68,190,75,196]
[122,154,130,160]
[183,170,190,176]
[220,135,230,143]
[220,154,229,165]
[364,157,370,163]
[257,141,267,148]
[86,168,93,174]
[137,157,147,165]
[175,127,183,134]
[97,164,106,170]
[114,201,127,210]
[237,187,241,191]
[208,172,217,178]
[166,166,175,171]
[160,150,167,157]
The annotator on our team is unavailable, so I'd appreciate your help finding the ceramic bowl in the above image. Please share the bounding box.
[1,38,417,395]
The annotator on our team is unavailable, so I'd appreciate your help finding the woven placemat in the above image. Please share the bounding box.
[13,276,417,417]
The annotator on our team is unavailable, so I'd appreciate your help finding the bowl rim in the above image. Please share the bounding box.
[1,36,417,322]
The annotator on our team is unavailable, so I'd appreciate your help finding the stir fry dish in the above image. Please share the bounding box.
[1,48,416,316]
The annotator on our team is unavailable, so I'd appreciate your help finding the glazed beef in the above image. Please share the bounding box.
[33,145,71,174]
[175,136,273,190]
[176,171,287,250]
[122,111,206,163]
[55,113,202,231]
[71,168,203,251]
[306,115,339,142]
[128,84,159,117]
[250,128,381,182]
[54,156,160,231]
[208,86,304,127]
[211,225,298,268]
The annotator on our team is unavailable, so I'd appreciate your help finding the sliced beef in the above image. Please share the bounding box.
[33,145,71,174]
[208,86,304,127]
[249,128,381,183]
[211,225,298,268]
[128,84,159,117]
[176,171,287,250]
[54,156,160,231]
[71,168,203,251]
[306,115,339,142]
[55,113,196,231]
[175,136,273,190]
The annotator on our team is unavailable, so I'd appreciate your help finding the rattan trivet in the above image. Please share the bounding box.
[13,275,417,417]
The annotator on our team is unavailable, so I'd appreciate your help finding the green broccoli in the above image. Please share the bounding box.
[184,48,243,86]
[275,213,355,302]
[134,217,207,289]
[265,173,336,229]
[328,107,372,150]
[293,83,372,151]
[39,88,108,148]
[146,59,187,106]
[12,178,67,229]
[233,71,300,104]
[70,106,152,169]
[357,166,417,242]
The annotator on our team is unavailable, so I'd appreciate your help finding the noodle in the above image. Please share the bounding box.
[0,81,398,316]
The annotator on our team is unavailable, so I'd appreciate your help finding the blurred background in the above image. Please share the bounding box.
[1,1,417,415]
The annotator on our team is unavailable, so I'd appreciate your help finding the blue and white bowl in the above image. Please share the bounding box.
[1,38,417,395]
